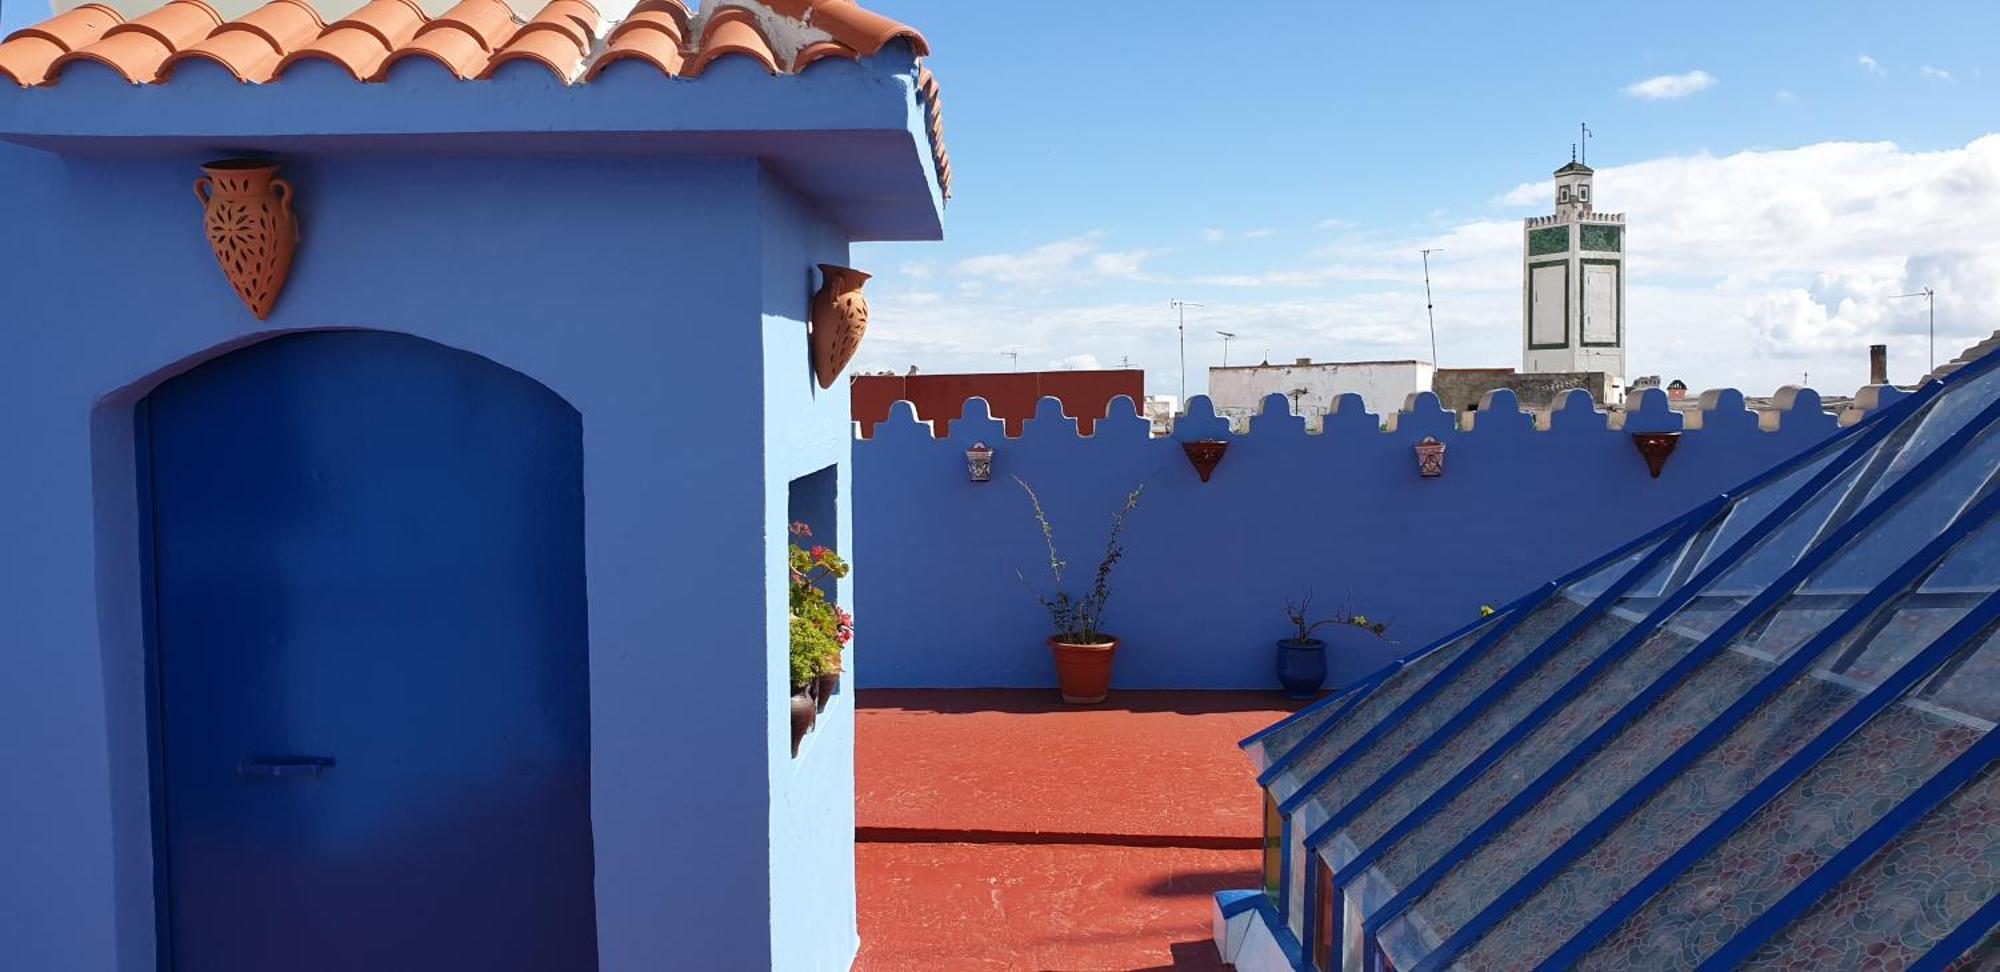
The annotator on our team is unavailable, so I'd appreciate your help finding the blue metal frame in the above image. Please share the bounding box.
[1698,674,2000,970]
[1258,667,1402,788]
[1278,596,1549,815]
[1243,375,1943,769]
[1909,891,2000,972]
[1305,497,1726,849]
[1552,494,2000,964]
[1353,396,1919,947]
[1242,494,1744,760]
[1403,396,2000,971]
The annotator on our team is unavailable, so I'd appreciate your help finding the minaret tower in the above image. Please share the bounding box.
[1523,150,1626,383]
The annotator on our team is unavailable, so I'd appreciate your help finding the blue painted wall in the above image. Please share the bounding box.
[853,389,1862,690]
[0,50,934,964]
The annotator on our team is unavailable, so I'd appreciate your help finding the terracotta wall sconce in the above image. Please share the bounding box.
[1182,439,1229,483]
[810,263,871,389]
[1632,431,1681,479]
[966,442,994,482]
[194,159,298,320]
[1415,436,1447,478]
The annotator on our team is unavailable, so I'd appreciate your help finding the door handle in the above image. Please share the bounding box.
[238,756,334,777]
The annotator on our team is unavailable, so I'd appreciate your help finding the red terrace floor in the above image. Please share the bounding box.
[855,689,1303,971]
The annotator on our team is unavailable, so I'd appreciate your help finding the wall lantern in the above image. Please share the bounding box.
[966,441,994,482]
[193,159,298,320]
[1182,439,1229,483]
[1415,436,1447,478]
[1632,431,1681,479]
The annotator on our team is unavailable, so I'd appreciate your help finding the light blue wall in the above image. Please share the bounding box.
[854,389,1860,690]
[758,170,862,972]
[0,149,816,970]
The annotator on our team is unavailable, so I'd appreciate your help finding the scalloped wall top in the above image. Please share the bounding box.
[0,0,949,195]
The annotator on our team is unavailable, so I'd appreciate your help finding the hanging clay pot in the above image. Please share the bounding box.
[810,263,872,389]
[1183,439,1229,483]
[193,159,298,320]
[1632,431,1682,479]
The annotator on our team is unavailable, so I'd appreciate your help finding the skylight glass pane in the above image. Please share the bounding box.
[1583,625,2000,970]
[1690,451,1840,576]
[1861,363,2000,506]
[1748,758,1998,969]
[1291,595,1590,852]
[1375,426,1998,967]
[1459,516,2000,970]
[1804,423,2000,594]
[1268,629,1485,805]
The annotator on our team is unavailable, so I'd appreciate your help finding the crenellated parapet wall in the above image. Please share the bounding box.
[852,384,1906,690]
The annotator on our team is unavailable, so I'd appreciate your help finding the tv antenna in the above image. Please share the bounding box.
[1170,299,1204,401]
[1001,349,1020,372]
[1420,248,1444,367]
[1891,287,1936,372]
[1217,331,1238,367]
[1579,122,1592,165]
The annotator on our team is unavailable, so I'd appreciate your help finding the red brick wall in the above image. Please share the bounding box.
[852,370,1146,438]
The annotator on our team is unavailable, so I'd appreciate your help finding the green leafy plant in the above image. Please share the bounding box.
[1282,592,1389,644]
[788,522,852,690]
[1015,477,1144,645]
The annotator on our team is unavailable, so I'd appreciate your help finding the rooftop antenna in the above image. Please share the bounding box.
[1420,248,1444,367]
[1170,299,1204,402]
[1217,331,1238,367]
[1580,122,1592,164]
[1891,287,1936,373]
[1001,349,1020,372]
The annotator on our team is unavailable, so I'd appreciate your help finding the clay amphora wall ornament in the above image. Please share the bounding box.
[194,159,298,320]
[810,263,871,389]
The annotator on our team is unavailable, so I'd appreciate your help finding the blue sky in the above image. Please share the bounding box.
[851,0,2000,401]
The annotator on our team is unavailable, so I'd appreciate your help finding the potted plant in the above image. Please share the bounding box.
[1015,477,1144,704]
[1275,594,1390,700]
[788,522,852,750]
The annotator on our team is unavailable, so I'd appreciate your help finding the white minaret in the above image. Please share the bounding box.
[1523,157,1626,384]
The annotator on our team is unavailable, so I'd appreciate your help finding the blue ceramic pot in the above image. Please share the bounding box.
[1276,639,1328,700]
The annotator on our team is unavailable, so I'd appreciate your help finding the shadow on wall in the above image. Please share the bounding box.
[854,385,1899,690]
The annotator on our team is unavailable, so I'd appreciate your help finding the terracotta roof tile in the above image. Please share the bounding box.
[0,0,950,196]
[684,7,776,76]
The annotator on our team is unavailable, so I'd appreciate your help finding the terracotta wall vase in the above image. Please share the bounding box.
[194,159,298,320]
[1631,431,1682,479]
[810,263,871,389]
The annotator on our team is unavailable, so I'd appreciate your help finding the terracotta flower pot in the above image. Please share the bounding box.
[814,671,840,713]
[809,263,871,389]
[193,159,298,320]
[1049,635,1119,704]
[790,685,816,756]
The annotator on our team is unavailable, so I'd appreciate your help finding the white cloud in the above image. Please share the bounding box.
[952,233,1162,289]
[1202,228,1228,243]
[1858,54,1886,77]
[900,259,936,280]
[1203,227,1277,244]
[1921,65,1953,81]
[1622,69,1718,100]
[1052,353,1104,371]
[1776,89,1797,103]
[859,135,2000,396]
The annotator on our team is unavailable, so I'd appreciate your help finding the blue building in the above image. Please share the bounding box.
[0,1,945,969]
[1224,337,2000,970]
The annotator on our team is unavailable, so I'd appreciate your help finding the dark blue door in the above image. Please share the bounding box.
[144,331,597,971]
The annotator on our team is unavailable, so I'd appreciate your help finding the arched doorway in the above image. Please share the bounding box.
[141,331,597,970]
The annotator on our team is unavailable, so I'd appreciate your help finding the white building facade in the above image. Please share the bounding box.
[1523,161,1627,384]
[1208,358,1435,428]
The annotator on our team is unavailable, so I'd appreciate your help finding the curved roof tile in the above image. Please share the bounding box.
[683,7,777,77]
[0,0,950,199]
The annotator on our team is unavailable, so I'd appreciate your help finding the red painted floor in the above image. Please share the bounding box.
[855,689,1302,971]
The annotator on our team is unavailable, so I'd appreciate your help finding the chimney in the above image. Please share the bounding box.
[1295,357,1312,366]
[1869,344,1888,385]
